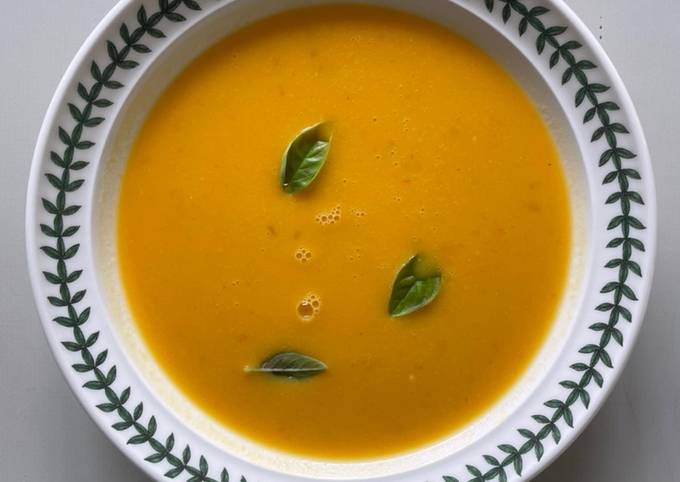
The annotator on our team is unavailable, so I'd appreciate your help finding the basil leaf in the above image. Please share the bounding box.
[280,122,332,193]
[245,351,327,379]
[388,254,442,317]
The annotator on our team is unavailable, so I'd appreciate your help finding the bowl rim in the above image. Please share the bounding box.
[25,0,656,481]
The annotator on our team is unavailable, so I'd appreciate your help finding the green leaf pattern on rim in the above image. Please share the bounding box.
[36,1,644,480]
[39,1,246,480]
[439,1,644,480]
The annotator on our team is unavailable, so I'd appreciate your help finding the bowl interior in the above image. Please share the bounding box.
[92,0,589,478]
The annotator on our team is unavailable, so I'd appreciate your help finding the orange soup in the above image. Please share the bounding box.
[117,6,571,460]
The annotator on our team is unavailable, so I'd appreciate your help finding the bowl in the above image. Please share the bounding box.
[26,0,656,480]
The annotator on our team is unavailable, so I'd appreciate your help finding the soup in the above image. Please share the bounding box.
[117,5,571,460]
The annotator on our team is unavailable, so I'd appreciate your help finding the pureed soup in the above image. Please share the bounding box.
[117,6,571,460]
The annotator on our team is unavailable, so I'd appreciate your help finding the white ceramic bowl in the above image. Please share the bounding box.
[26,1,655,480]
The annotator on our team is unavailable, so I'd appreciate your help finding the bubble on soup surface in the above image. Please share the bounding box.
[297,300,314,320]
[295,247,312,263]
[296,293,321,321]
[315,205,342,225]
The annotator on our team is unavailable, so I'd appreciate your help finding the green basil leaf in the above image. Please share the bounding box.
[388,254,442,317]
[280,122,332,193]
[245,351,327,379]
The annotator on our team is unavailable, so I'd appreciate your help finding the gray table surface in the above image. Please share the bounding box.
[1,1,678,480]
